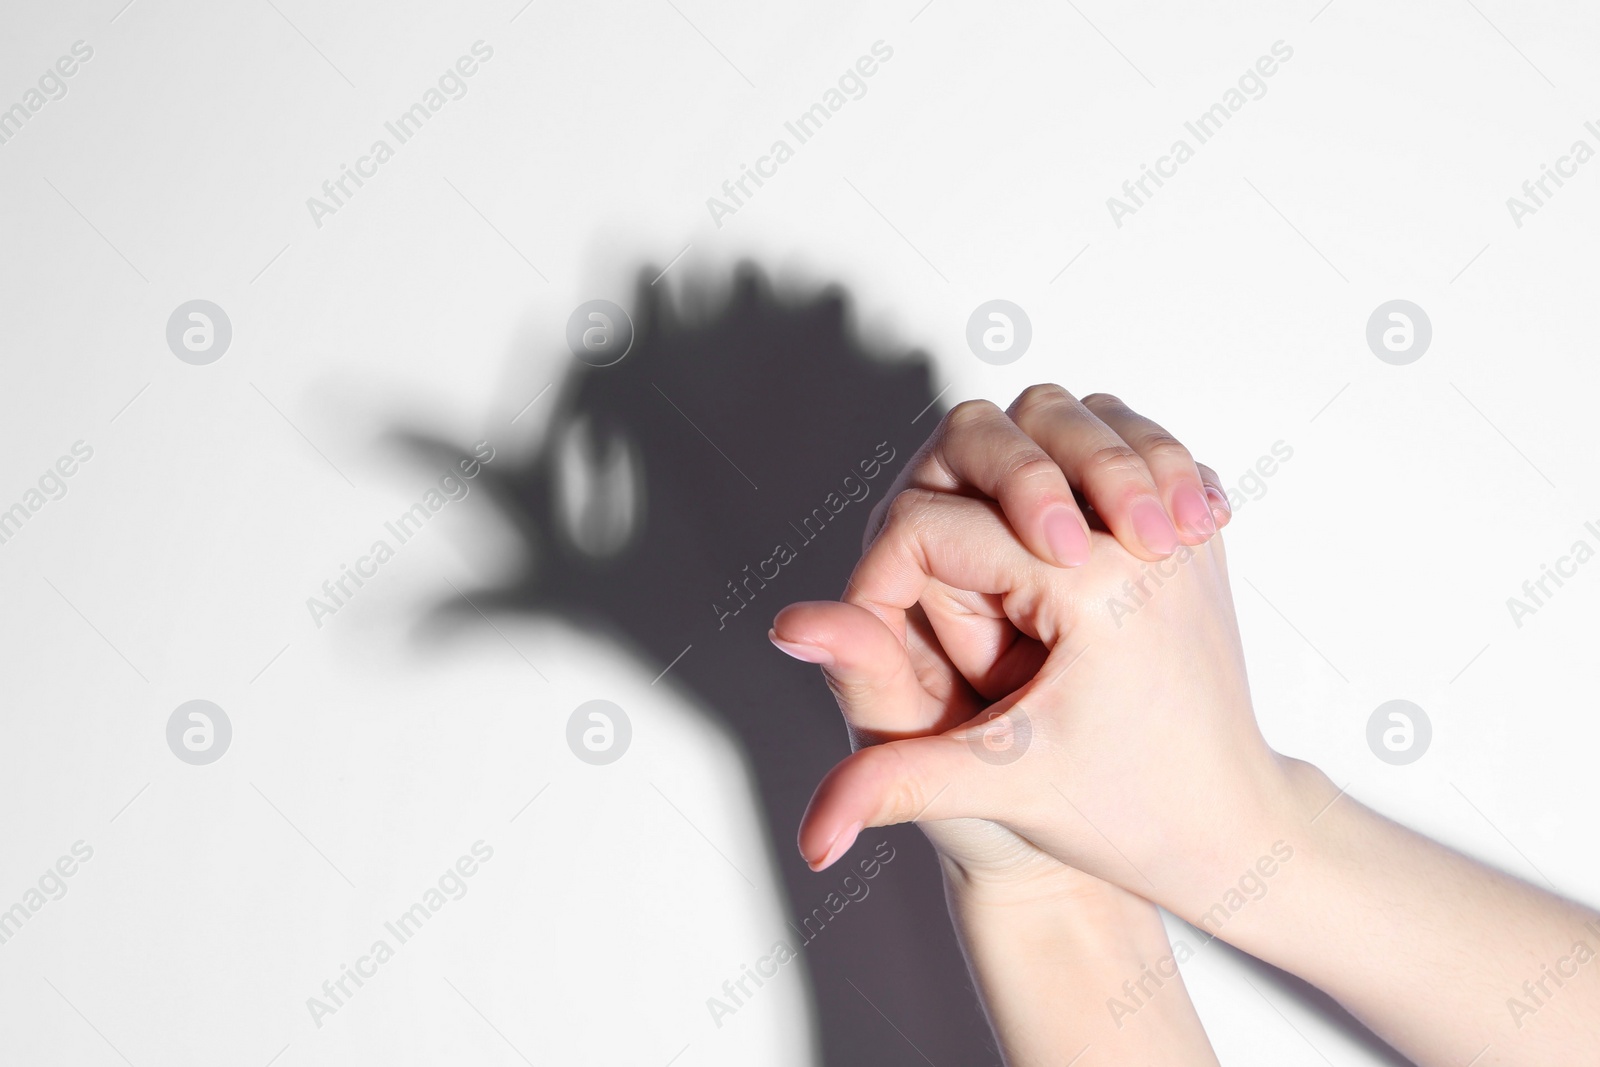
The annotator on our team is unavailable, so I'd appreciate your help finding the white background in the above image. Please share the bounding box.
[1,1,1597,1064]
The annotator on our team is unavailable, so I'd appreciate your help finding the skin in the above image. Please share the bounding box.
[774,385,1229,1064]
[775,385,1600,1066]
[947,864,1219,1066]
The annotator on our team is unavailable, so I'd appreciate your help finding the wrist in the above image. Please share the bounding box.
[942,854,1177,982]
[1151,751,1336,926]
[941,847,1129,909]
[931,821,1166,934]
[1158,753,1355,961]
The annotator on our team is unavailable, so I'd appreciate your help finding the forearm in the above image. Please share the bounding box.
[944,863,1219,1067]
[1172,757,1600,1066]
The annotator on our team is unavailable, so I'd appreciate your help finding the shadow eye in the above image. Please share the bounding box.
[554,416,643,558]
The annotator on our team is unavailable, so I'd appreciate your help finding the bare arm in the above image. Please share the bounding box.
[788,384,1600,1067]
[1197,758,1600,1066]
[945,858,1219,1067]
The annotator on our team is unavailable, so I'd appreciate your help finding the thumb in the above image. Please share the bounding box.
[797,729,999,871]
[771,600,969,742]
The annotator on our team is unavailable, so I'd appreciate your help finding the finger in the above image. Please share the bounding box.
[846,490,1055,646]
[903,604,987,717]
[1007,384,1180,560]
[1082,393,1215,545]
[770,601,965,742]
[864,399,1092,568]
[918,581,1050,701]
[1195,462,1233,530]
[797,731,993,870]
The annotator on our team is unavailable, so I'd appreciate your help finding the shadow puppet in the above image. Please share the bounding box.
[400,263,999,1065]
[396,262,1411,1067]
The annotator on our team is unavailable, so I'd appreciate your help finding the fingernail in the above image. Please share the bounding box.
[769,630,834,666]
[1131,499,1180,556]
[1043,507,1090,567]
[1204,484,1232,525]
[1172,487,1217,540]
[811,820,862,871]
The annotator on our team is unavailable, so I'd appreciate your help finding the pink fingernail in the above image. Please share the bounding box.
[1043,507,1091,567]
[1131,499,1179,556]
[769,630,834,666]
[811,820,862,871]
[1173,487,1216,540]
[1204,484,1232,524]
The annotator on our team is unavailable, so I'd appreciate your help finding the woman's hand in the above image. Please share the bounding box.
[773,384,1237,885]
[771,385,1231,1063]
[859,386,1232,568]
[777,386,1276,910]
[791,487,1294,914]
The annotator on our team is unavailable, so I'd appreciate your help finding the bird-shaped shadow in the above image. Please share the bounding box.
[396,262,999,1066]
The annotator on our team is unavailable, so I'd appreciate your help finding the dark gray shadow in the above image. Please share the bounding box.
[398,263,999,1066]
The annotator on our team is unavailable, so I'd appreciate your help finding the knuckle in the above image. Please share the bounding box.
[1009,382,1072,418]
[1080,392,1126,413]
[1084,444,1150,483]
[1137,432,1193,466]
[878,746,928,821]
[824,670,880,712]
[1001,452,1065,489]
[884,487,940,530]
[887,776,926,825]
[944,398,1000,432]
